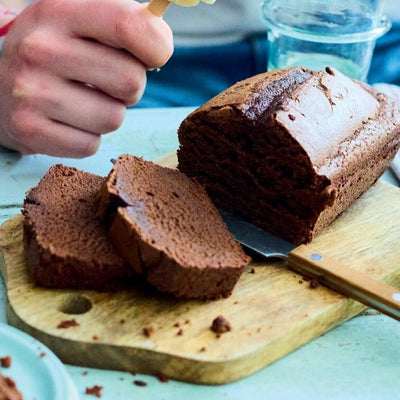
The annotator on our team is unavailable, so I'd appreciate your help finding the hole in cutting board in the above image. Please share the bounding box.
[57,293,92,315]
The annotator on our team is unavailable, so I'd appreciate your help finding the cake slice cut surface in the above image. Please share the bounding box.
[98,154,250,299]
[23,165,132,289]
[177,66,400,244]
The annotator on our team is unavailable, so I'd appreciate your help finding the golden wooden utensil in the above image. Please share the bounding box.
[147,0,170,17]
[147,0,216,17]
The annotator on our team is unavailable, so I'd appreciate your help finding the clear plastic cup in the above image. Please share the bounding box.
[261,0,391,81]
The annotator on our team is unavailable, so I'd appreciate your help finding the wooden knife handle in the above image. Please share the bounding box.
[288,245,400,321]
[147,0,170,16]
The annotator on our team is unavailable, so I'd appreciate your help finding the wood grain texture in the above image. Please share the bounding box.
[289,246,400,321]
[0,154,399,384]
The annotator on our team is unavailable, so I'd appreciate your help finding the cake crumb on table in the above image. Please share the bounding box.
[0,355,11,368]
[57,319,80,329]
[133,380,148,387]
[85,385,103,397]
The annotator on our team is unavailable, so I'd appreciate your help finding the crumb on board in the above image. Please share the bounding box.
[142,326,155,337]
[57,319,80,329]
[309,279,320,289]
[211,315,231,334]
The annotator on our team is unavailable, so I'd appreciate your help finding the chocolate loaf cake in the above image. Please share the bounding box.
[23,165,132,288]
[177,66,400,245]
[98,154,250,299]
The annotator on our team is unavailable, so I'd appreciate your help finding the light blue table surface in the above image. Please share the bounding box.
[0,107,399,399]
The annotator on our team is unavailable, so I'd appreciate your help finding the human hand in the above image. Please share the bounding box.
[0,0,173,157]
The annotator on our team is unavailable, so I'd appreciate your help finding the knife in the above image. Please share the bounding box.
[219,210,400,322]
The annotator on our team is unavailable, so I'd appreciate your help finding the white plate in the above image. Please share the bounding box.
[0,323,79,400]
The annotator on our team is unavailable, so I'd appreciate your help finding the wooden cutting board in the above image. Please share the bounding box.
[1,154,400,384]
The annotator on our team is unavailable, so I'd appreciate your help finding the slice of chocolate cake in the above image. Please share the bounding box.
[177,66,400,245]
[23,165,132,288]
[98,154,250,300]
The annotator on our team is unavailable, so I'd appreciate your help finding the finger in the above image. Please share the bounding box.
[45,80,129,134]
[11,109,101,158]
[11,67,131,133]
[19,28,147,105]
[52,0,173,69]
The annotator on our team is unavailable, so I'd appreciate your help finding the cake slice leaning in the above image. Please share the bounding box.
[23,165,133,289]
[97,154,251,300]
